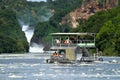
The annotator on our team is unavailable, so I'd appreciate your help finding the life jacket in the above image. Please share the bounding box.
[64,39,72,44]
[53,53,60,57]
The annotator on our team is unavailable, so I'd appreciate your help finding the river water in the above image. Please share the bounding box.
[0,53,120,80]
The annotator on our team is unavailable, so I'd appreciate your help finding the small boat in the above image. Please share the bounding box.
[46,33,103,64]
[46,51,74,64]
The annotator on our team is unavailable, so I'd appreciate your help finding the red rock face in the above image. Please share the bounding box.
[103,0,118,8]
[60,0,119,28]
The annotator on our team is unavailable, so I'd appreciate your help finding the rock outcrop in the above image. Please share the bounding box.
[60,0,119,28]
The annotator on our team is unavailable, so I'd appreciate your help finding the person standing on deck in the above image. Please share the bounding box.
[55,38,61,44]
[64,38,72,44]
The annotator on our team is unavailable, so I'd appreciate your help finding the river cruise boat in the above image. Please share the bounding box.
[46,33,103,63]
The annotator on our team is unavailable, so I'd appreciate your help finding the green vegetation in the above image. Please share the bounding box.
[0,0,120,56]
[33,0,120,56]
[0,9,29,53]
[0,0,52,53]
[25,0,120,56]
[77,7,120,56]
[33,0,82,43]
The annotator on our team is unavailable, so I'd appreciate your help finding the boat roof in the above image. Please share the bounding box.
[50,33,96,36]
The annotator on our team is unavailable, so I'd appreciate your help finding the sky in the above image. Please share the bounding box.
[27,0,47,2]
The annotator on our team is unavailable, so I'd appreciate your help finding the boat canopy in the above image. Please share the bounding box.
[50,33,96,36]
[50,32,98,61]
[50,32,97,49]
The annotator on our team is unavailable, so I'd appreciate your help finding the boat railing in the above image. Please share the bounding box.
[52,39,95,48]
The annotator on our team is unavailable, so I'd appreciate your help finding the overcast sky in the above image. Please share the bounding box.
[27,0,47,2]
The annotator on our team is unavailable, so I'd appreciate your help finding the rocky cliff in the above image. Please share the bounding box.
[60,0,119,28]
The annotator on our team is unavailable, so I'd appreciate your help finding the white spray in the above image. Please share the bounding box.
[21,24,44,53]
[17,1,53,53]
[29,43,44,53]
[22,25,34,43]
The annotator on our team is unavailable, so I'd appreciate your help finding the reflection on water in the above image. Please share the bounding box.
[0,53,120,80]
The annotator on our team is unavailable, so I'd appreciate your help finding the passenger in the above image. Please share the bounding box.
[52,52,56,56]
[56,53,60,57]
[52,52,60,57]
[64,38,72,44]
[55,39,61,44]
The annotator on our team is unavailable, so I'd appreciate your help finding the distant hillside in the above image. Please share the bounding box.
[32,0,120,56]
[0,0,29,53]
[72,6,119,56]
[0,0,52,53]
[32,0,83,50]
[90,7,120,56]
[52,0,120,56]
[60,0,119,28]
[0,9,29,53]
[0,0,120,56]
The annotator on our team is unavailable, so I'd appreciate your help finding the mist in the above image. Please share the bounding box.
[29,43,44,53]
[22,25,34,43]
[17,2,53,52]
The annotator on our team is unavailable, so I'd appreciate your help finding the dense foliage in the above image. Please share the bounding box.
[33,0,120,56]
[33,0,82,43]
[96,8,120,56]
[0,0,120,56]
[0,9,29,53]
[0,0,52,53]
[77,7,120,56]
